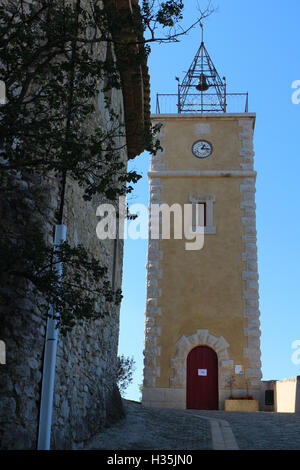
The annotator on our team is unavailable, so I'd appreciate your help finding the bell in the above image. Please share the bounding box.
[196,73,210,92]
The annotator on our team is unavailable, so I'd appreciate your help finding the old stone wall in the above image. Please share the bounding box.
[0,0,151,449]
[50,103,127,449]
[0,171,56,449]
[0,53,127,451]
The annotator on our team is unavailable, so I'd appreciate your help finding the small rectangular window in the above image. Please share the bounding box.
[189,194,216,235]
[197,202,206,227]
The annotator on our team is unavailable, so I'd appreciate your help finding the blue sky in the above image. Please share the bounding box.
[118,0,300,401]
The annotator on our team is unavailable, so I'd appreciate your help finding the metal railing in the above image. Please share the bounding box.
[155,92,249,114]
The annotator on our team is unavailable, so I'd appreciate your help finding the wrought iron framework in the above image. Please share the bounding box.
[155,92,248,114]
[156,24,249,114]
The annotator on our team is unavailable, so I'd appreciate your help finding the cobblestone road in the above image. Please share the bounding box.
[84,400,300,451]
[190,409,300,450]
[85,401,212,450]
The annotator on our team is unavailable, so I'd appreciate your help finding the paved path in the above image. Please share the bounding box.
[86,401,212,450]
[84,400,300,451]
[189,409,300,450]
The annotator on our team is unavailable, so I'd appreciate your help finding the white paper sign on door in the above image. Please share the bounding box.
[198,369,207,376]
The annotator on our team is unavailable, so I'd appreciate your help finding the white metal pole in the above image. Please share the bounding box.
[37,224,67,450]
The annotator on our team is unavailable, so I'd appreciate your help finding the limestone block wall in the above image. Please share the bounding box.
[238,119,262,391]
[143,114,262,410]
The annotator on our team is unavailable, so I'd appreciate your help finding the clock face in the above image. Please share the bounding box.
[192,140,213,158]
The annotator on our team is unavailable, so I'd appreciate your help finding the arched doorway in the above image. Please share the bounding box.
[186,345,218,410]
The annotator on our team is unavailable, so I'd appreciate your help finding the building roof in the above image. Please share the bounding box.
[104,0,151,159]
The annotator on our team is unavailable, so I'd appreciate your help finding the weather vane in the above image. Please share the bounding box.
[200,21,204,44]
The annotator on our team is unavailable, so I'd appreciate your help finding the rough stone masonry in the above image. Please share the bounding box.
[0,0,150,450]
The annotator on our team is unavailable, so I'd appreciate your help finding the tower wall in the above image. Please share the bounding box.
[143,113,262,410]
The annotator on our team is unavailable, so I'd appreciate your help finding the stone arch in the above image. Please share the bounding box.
[170,329,233,389]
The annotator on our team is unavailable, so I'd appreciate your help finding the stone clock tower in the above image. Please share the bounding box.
[142,31,262,410]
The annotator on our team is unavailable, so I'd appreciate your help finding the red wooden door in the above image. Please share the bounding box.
[186,345,218,410]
